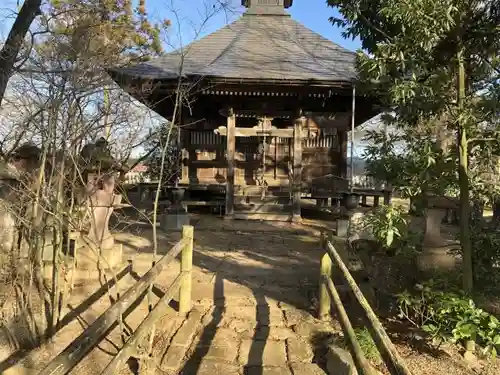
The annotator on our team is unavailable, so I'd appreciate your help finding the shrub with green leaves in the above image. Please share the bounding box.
[360,204,419,255]
[397,281,500,357]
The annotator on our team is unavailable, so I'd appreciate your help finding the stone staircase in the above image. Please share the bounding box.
[147,301,330,375]
[233,186,293,221]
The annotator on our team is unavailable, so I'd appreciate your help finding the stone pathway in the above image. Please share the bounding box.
[119,216,339,375]
[146,295,334,375]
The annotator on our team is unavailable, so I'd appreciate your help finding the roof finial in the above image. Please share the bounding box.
[242,0,293,15]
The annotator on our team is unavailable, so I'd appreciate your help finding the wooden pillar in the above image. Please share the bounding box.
[338,131,348,179]
[292,112,303,221]
[180,130,190,184]
[225,108,236,217]
[383,190,392,205]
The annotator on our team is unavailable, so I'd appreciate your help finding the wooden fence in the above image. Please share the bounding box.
[319,232,412,375]
[38,225,194,375]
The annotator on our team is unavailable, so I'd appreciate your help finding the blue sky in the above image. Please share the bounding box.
[1,1,361,53]
[151,0,361,52]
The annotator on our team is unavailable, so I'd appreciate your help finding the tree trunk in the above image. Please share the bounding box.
[457,47,473,294]
[0,0,42,107]
[492,199,500,225]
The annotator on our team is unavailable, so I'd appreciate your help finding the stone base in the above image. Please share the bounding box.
[326,345,383,375]
[417,245,461,272]
[76,243,123,270]
[160,209,190,231]
[346,208,374,242]
[336,219,349,237]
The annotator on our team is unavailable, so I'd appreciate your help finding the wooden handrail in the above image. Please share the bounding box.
[39,225,194,375]
[101,272,188,375]
[319,235,413,375]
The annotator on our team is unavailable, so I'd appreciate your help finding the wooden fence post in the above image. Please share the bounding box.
[179,225,194,313]
[319,232,332,320]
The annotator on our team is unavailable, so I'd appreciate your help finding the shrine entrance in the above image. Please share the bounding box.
[230,118,292,190]
[215,112,310,221]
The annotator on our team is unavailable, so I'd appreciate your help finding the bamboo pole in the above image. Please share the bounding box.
[326,241,413,375]
[38,238,188,375]
[350,85,356,192]
[324,276,375,375]
[319,251,332,319]
[100,272,187,375]
[179,225,194,313]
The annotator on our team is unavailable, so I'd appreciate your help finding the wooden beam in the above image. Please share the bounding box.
[215,126,294,138]
[214,126,313,139]
[292,112,303,221]
[225,109,236,217]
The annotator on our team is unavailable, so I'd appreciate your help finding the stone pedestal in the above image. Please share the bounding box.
[417,246,461,272]
[422,196,459,248]
[160,188,189,231]
[341,208,374,242]
[423,208,448,247]
[76,242,124,270]
[160,207,189,231]
[336,218,349,237]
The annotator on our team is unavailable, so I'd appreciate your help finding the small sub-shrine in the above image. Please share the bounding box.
[108,0,380,221]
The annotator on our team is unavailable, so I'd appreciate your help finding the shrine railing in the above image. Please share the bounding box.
[39,225,194,375]
[318,232,412,375]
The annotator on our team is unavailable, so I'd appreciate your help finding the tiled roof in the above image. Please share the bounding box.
[108,10,357,84]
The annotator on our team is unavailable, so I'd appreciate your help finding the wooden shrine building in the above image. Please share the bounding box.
[108,0,379,221]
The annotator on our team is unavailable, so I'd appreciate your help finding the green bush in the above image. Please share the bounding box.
[397,281,500,357]
[361,204,420,255]
[354,328,382,365]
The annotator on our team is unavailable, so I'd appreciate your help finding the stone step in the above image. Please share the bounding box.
[234,203,292,213]
[234,195,290,205]
[235,186,291,197]
[157,307,205,372]
[233,212,293,221]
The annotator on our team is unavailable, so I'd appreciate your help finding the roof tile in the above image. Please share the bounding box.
[110,12,357,83]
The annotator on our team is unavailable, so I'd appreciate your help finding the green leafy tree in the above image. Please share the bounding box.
[327,0,500,293]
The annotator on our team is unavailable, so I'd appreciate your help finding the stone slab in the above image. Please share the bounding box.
[227,318,257,333]
[293,321,336,338]
[239,326,295,341]
[197,328,239,347]
[243,366,292,375]
[151,315,186,358]
[286,337,314,363]
[283,309,315,327]
[203,344,239,362]
[238,339,287,366]
[179,359,240,375]
[291,363,327,375]
[160,344,187,370]
[171,309,203,347]
[222,305,284,327]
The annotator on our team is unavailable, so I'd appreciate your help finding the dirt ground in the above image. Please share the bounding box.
[0,209,498,375]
